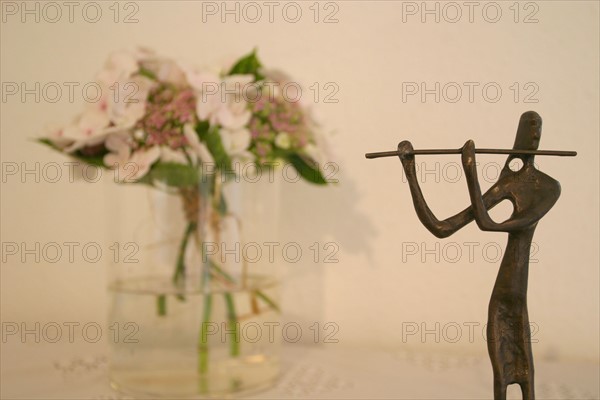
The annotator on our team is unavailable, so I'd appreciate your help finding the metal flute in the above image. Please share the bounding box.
[365,148,577,159]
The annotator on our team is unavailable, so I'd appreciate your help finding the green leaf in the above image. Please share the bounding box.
[195,120,210,137]
[217,193,228,215]
[195,123,233,172]
[37,137,61,153]
[228,49,265,81]
[198,174,228,215]
[137,66,157,80]
[37,138,108,168]
[286,153,328,185]
[38,137,56,147]
[140,162,201,187]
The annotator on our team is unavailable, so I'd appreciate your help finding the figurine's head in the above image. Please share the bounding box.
[513,111,542,151]
[505,111,542,168]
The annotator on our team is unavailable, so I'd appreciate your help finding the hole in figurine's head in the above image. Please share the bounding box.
[509,158,524,172]
[514,111,542,151]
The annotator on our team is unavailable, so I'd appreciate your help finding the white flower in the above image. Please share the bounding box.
[160,146,188,165]
[61,109,112,152]
[56,50,155,154]
[187,71,253,130]
[214,75,253,130]
[191,71,223,122]
[262,68,293,99]
[133,129,145,140]
[184,69,221,123]
[141,57,187,86]
[263,68,292,84]
[96,48,157,81]
[103,132,132,168]
[114,146,161,182]
[93,50,156,131]
[183,123,214,165]
[219,128,251,157]
[275,132,291,149]
[183,67,218,93]
[105,75,154,129]
[44,122,78,150]
[104,132,161,182]
[96,50,139,84]
[216,95,251,130]
[95,48,155,90]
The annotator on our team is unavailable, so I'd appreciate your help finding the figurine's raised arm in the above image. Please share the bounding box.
[398,141,503,238]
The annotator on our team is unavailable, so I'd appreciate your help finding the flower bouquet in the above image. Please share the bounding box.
[39,48,331,397]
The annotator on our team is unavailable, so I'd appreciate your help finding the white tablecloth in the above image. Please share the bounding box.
[2,342,598,399]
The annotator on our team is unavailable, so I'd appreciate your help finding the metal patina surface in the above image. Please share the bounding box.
[366,111,576,400]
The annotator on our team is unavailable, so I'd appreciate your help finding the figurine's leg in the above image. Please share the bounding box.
[488,306,506,400]
[519,380,535,400]
[493,379,507,400]
[520,308,535,399]
[519,351,535,399]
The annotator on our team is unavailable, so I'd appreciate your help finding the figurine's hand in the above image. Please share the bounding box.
[461,140,476,169]
[398,141,416,177]
[397,141,415,162]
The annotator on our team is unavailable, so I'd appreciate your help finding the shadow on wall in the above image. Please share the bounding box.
[278,169,375,340]
[279,169,376,258]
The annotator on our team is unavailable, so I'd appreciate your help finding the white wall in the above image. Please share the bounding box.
[1,1,598,362]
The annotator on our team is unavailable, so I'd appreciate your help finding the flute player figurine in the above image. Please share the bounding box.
[366,111,577,400]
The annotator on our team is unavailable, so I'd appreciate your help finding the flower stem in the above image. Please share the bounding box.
[156,294,167,316]
[156,220,197,316]
[254,290,280,313]
[198,293,213,375]
[172,221,197,297]
[209,259,280,313]
[224,293,240,357]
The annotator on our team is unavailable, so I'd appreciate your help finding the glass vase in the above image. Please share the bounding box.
[107,170,282,398]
